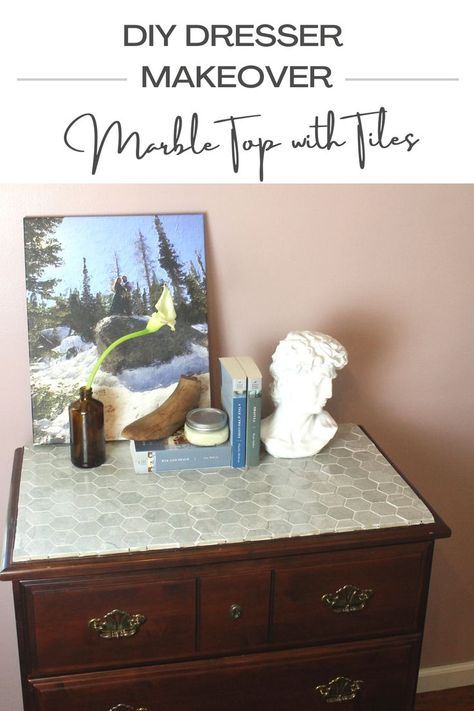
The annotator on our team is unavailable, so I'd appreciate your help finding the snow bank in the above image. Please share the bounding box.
[53,335,89,355]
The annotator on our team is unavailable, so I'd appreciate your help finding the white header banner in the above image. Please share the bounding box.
[0,0,472,183]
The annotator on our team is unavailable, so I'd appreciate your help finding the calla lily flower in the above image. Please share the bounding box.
[86,286,176,389]
[146,285,176,333]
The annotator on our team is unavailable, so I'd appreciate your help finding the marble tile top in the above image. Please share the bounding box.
[12,424,434,563]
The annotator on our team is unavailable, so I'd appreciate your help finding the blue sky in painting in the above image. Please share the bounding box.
[38,213,205,298]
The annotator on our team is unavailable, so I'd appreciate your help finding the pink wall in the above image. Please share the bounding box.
[0,184,473,709]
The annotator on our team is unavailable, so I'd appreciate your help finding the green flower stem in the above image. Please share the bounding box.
[86,326,161,389]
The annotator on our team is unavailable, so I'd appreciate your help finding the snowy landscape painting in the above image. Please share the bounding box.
[24,213,210,444]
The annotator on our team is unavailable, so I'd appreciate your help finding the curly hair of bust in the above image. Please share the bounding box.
[270,331,348,402]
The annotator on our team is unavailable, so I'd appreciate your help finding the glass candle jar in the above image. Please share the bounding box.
[184,408,229,446]
[69,386,106,468]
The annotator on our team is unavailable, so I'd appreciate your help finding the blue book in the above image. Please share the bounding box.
[219,356,247,468]
[236,356,262,467]
[130,430,231,473]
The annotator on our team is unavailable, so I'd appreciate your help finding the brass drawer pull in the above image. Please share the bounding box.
[321,585,373,613]
[88,609,146,639]
[315,676,364,703]
[109,706,148,711]
[229,603,242,620]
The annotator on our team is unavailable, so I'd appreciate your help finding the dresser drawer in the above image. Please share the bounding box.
[29,636,420,711]
[22,573,196,675]
[199,570,270,653]
[272,543,429,645]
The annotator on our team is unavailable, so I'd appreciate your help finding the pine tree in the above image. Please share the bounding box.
[113,252,121,279]
[26,298,52,360]
[81,258,93,306]
[78,258,97,342]
[154,216,186,308]
[67,290,83,336]
[185,261,208,323]
[65,259,105,343]
[24,218,64,358]
[24,217,63,300]
[132,284,146,315]
[49,294,71,333]
[149,271,165,309]
[93,292,107,324]
[195,250,206,279]
[135,230,154,296]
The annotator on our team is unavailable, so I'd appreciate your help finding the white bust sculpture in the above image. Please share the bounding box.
[260,331,348,458]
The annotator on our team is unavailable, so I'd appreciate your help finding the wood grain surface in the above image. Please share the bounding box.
[416,685,474,710]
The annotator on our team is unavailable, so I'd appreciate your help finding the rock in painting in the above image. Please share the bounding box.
[95,316,208,374]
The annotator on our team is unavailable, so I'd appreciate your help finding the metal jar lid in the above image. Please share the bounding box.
[185,408,228,432]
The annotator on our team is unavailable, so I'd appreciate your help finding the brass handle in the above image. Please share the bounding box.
[315,676,364,703]
[321,585,373,613]
[88,609,146,639]
[229,603,242,620]
[109,706,148,711]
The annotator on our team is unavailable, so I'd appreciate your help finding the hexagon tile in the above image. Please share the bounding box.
[12,424,434,562]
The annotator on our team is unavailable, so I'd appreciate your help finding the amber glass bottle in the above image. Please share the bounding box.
[69,386,106,468]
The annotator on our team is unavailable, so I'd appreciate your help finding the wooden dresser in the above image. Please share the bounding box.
[1,425,450,710]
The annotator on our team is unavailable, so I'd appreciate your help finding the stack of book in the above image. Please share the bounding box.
[130,429,232,474]
[219,355,263,468]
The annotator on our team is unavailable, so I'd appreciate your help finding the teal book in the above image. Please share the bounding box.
[237,356,263,467]
[219,356,247,468]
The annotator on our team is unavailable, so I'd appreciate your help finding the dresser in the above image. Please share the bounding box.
[1,425,450,710]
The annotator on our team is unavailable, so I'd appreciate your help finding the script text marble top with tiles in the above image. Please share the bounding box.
[11,424,434,562]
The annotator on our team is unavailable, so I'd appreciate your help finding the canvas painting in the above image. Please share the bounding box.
[24,213,210,444]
